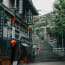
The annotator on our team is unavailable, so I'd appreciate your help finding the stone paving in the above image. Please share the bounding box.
[26,61,65,65]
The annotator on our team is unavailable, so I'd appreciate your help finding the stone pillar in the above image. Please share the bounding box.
[44,27,47,40]
[19,0,23,14]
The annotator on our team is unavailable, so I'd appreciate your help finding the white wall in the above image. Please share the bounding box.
[3,26,8,38]
[3,0,14,8]
[3,0,10,8]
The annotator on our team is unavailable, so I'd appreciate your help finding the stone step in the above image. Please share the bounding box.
[34,57,63,62]
[35,40,59,62]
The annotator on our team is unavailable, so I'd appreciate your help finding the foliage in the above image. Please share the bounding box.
[54,4,60,10]
[51,0,65,35]
[34,23,41,28]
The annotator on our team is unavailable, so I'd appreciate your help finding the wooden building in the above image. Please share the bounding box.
[0,0,38,64]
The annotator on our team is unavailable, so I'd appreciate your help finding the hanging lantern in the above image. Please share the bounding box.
[10,40,16,47]
[27,28,30,32]
[12,18,16,22]
[20,60,25,64]
[36,46,40,50]
[54,34,56,38]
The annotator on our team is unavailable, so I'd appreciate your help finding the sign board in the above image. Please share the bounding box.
[0,10,4,38]
[3,27,7,37]
[32,45,37,48]
[12,27,15,38]
[13,61,18,65]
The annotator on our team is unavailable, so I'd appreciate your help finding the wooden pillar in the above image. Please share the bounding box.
[1,58,5,65]
[7,58,10,65]
[1,57,10,65]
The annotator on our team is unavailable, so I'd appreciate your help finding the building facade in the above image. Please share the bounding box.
[0,0,38,64]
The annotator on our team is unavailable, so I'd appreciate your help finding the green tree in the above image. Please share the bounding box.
[52,0,65,48]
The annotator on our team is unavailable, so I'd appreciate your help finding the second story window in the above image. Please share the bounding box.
[10,0,15,7]
[16,0,19,11]
[17,0,23,14]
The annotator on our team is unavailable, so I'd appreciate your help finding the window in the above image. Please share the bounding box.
[15,33,19,39]
[10,0,15,7]
[16,0,19,12]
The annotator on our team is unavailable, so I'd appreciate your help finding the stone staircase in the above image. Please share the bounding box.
[34,40,64,62]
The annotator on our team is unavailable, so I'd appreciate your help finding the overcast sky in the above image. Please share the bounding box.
[32,0,55,15]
